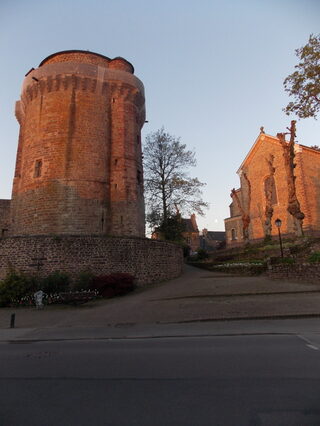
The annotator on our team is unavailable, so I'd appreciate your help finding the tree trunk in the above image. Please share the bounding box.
[264,154,275,238]
[161,176,168,224]
[277,120,305,237]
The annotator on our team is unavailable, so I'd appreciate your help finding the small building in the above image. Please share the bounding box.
[151,213,201,252]
[200,229,226,251]
[225,130,320,247]
[181,214,200,252]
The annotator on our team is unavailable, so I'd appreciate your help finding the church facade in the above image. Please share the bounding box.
[225,131,320,247]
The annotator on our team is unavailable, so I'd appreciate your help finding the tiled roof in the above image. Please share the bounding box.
[205,231,226,241]
[182,218,198,232]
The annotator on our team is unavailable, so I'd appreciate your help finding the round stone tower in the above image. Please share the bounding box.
[11,50,146,236]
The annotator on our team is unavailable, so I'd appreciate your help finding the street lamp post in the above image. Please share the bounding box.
[275,218,284,258]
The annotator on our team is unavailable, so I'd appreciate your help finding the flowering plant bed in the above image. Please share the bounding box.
[211,262,266,275]
[58,290,99,305]
[10,290,99,307]
[0,270,135,307]
[189,260,267,275]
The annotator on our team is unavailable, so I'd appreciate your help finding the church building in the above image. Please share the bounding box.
[225,129,320,247]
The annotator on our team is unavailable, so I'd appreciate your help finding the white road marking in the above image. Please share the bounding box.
[306,344,319,351]
[297,334,320,351]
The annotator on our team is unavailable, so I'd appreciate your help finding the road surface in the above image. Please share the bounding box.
[1,321,320,425]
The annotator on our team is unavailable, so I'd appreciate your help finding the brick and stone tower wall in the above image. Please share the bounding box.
[11,50,146,236]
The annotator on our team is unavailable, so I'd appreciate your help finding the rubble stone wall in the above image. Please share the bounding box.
[0,235,183,286]
[267,263,320,282]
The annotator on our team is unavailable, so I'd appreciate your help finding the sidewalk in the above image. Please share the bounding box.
[1,264,320,341]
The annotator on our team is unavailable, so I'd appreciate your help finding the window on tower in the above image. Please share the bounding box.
[34,159,42,178]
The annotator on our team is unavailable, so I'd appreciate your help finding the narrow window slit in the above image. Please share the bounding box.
[34,159,42,178]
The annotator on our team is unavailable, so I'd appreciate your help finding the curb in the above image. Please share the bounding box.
[165,312,320,324]
[2,312,320,343]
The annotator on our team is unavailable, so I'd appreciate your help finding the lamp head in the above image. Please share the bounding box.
[275,218,282,228]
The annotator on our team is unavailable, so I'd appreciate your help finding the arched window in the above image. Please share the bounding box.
[231,228,237,241]
[264,176,277,205]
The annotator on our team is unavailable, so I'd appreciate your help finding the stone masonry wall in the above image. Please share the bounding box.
[267,263,320,282]
[225,216,243,246]
[0,236,183,286]
[297,146,320,231]
[244,135,295,240]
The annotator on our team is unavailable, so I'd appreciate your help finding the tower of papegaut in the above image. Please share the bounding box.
[11,50,146,237]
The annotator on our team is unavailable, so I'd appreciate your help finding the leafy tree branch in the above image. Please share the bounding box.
[283,34,320,119]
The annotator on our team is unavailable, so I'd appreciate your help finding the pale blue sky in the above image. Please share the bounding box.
[0,0,319,231]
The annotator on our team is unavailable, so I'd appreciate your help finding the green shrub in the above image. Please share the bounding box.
[278,257,295,264]
[90,273,135,298]
[0,269,135,307]
[263,235,272,244]
[309,252,320,263]
[72,270,94,291]
[214,254,236,262]
[39,271,70,294]
[183,245,191,258]
[196,248,209,260]
[258,244,278,251]
[0,270,39,307]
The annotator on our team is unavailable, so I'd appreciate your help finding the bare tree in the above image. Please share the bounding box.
[277,120,305,236]
[264,154,276,238]
[143,128,208,228]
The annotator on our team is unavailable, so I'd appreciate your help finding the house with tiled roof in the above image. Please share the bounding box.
[200,229,226,251]
[151,214,201,252]
[180,214,200,252]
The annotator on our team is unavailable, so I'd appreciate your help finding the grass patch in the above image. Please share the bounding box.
[309,252,320,263]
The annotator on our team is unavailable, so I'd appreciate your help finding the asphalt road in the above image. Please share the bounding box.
[2,327,320,425]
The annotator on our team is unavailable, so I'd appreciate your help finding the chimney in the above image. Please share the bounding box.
[191,214,198,232]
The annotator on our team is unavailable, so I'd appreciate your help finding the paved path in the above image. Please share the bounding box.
[2,265,320,338]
